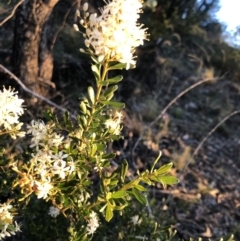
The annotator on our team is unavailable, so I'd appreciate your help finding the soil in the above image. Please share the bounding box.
[110,45,240,240]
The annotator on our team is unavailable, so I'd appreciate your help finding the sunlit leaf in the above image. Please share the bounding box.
[158,176,179,187]
[105,204,113,222]
[132,188,147,205]
[108,63,127,70]
[100,75,123,86]
[102,85,118,97]
[134,184,146,192]
[91,64,100,80]
[80,101,87,114]
[100,101,125,109]
[120,160,128,182]
[156,163,173,175]
[111,191,127,199]
[88,86,95,105]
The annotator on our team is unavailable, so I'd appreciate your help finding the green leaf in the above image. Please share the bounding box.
[80,116,87,128]
[108,62,135,70]
[91,144,97,156]
[88,86,95,105]
[100,101,125,109]
[90,55,99,64]
[156,163,173,175]
[111,191,127,199]
[105,204,113,222]
[134,184,146,192]
[132,188,147,205]
[96,143,107,151]
[100,75,123,86]
[102,153,116,159]
[102,85,118,97]
[80,101,87,114]
[113,203,128,210]
[150,151,162,173]
[120,160,128,182]
[91,64,100,80]
[108,63,127,70]
[158,176,179,187]
[109,179,119,188]
[78,233,88,241]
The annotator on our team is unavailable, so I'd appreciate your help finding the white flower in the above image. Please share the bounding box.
[13,221,21,233]
[0,224,11,239]
[52,151,69,179]
[0,87,24,132]
[0,203,13,225]
[79,0,147,69]
[86,211,100,235]
[48,206,60,218]
[34,179,53,199]
[131,215,142,225]
[27,120,48,149]
[105,111,123,135]
[27,120,64,150]
[47,132,64,148]
[0,203,21,240]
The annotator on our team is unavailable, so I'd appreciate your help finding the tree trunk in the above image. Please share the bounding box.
[12,0,59,105]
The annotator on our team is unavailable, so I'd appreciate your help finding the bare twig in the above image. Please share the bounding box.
[0,0,25,27]
[51,1,80,49]
[0,64,76,118]
[191,110,240,159]
[150,78,213,128]
[132,77,214,154]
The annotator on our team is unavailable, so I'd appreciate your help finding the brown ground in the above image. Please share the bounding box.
[109,46,240,240]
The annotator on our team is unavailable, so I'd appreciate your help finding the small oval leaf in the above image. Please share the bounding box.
[156,163,173,175]
[91,65,100,80]
[100,75,123,86]
[158,176,179,186]
[100,101,125,109]
[88,86,95,105]
[132,188,147,205]
[111,191,127,199]
[105,204,113,222]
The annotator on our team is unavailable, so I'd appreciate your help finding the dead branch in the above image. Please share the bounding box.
[179,110,240,173]
[192,110,240,157]
[132,77,214,154]
[51,0,81,49]
[0,0,25,27]
[0,64,76,118]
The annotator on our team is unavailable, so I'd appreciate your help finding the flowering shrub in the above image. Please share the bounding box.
[0,0,180,240]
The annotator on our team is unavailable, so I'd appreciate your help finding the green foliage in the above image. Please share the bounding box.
[0,12,178,240]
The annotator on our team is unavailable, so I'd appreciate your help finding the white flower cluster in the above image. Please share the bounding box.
[105,111,123,135]
[86,211,100,236]
[23,120,75,199]
[0,203,21,240]
[76,0,147,69]
[48,206,60,218]
[0,87,25,139]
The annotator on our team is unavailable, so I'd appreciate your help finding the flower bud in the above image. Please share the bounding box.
[83,3,88,12]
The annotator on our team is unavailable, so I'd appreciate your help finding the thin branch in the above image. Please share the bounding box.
[132,77,213,154]
[0,0,25,27]
[0,64,75,118]
[51,1,80,49]
[191,110,240,159]
[150,78,213,128]
[178,110,240,175]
